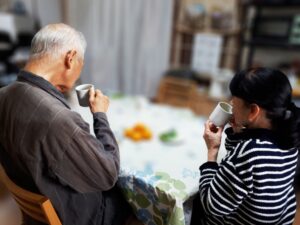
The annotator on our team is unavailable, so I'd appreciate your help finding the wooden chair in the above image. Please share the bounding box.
[0,165,62,225]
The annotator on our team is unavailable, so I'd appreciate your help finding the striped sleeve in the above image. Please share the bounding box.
[199,141,252,217]
[199,130,298,224]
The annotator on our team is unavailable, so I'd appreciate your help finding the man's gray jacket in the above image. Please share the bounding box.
[0,71,127,225]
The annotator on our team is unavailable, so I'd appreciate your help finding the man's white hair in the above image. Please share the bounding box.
[30,23,87,60]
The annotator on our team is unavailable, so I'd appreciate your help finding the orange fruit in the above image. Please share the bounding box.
[124,123,152,141]
[131,132,142,141]
[142,129,152,140]
[124,128,134,138]
[133,123,146,132]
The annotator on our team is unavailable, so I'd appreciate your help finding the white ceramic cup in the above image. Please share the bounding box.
[209,102,232,127]
[75,84,94,107]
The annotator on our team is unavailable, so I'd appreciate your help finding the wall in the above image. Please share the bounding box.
[10,0,62,26]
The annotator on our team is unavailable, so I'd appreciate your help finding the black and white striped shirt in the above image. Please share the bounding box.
[199,128,298,225]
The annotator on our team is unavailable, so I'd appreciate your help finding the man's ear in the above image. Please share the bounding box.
[65,50,77,69]
[248,104,260,123]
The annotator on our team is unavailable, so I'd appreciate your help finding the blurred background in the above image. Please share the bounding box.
[0,0,300,112]
[1,1,300,225]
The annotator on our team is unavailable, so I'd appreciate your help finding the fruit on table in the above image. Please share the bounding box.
[124,123,152,141]
[159,129,177,142]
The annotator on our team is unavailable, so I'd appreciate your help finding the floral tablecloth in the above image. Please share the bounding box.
[70,94,226,225]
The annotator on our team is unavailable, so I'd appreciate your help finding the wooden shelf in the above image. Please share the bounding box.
[245,39,300,50]
[249,2,300,7]
[240,2,300,68]
[170,0,243,72]
[175,24,241,36]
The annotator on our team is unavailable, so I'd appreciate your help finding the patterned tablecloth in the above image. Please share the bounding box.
[70,94,226,225]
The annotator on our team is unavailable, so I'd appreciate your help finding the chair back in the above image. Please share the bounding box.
[0,165,62,225]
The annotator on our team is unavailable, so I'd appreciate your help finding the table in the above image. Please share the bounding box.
[69,93,226,225]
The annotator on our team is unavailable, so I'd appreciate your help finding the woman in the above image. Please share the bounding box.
[192,68,300,225]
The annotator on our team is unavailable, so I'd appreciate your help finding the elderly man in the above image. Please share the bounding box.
[0,23,130,225]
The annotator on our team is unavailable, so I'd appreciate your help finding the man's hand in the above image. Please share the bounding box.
[89,87,109,113]
[203,120,223,162]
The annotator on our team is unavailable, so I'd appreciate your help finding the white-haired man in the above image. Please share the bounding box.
[0,23,131,225]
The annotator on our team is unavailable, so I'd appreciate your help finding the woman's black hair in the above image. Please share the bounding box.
[230,67,300,148]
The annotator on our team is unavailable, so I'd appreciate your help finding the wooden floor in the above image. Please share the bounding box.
[0,190,22,225]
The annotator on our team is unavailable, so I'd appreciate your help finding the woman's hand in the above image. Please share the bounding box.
[203,121,223,162]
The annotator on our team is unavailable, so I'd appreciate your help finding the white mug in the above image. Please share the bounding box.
[75,84,94,107]
[209,102,232,127]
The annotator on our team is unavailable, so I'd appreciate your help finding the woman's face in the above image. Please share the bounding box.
[230,96,251,129]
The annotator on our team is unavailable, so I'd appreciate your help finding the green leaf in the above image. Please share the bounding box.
[157,191,171,205]
[152,205,161,215]
[153,215,163,225]
[136,194,151,208]
[159,129,177,142]
[171,191,187,199]
[157,182,171,190]
[155,172,170,180]
[173,180,186,190]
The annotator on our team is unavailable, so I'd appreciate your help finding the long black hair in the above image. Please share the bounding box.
[229,67,300,148]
